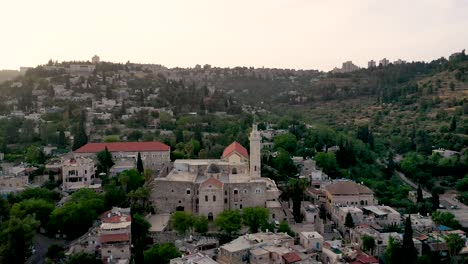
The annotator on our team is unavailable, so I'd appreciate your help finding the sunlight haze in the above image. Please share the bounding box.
[1,0,468,70]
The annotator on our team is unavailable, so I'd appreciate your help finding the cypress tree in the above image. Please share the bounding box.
[402,216,417,263]
[72,111,88,150]
[137,152,144,174]
[417,185,423,203]
[432,191,440,211]
[344,212,355,228]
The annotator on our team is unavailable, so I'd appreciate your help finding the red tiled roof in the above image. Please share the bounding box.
[201,177,224,189]
[74,141,170,153]
[100,233,130,244]
[282,252,302,263]
[102,215,132,223]
[222,141,248,159]
[356,255,379,264]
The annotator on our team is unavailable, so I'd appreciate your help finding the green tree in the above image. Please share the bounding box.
[171,211,196,234]
[48,189,105,239]
[46,244,65,263]
[25,146,46,164]
[144,243,181,264]
[65,252,100,264]
[273,149,298,177]
[72,111,88,150]
[402,216,417,263]
[431,211,461,229]
[132,214,151,264]
[137,152,144,174]
[274,133,298,154]
[417,185,423,203]
[362,235,376,255]
[0,215,39,263]
[242,207,269,233]
[128,187,152,215]
[104,183,127,208]
[97,147,114,175]
[278,220,295,237]
[385,236,403,264]
[287,179,308,223]
[10,198,54,228]
[58,129,66,147]
[194,216,209,234]
[119,169,144,193]
[215,210,242,235]
[344,212,355,228]
[445,233,464,258]
[455,175,468,192]
[315,152,338,177]
[449,116,457,132]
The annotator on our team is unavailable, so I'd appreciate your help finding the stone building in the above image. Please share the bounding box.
[152,124,281,220]
[100,207,132,263]
[324,180,375,210]
[74,141,170,172]
[62,157,98,192]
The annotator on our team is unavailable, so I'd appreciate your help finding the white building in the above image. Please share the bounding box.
[362,205,401,227]
[379,58,390,67]
[299,232,324,252]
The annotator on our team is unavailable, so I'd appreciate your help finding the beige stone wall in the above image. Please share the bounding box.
[198,184,224,218]
[152,181,196,214]
[101,244,131,261]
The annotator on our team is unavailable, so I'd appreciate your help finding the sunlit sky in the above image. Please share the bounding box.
[1,0,467,71]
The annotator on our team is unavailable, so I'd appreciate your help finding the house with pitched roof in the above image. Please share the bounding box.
[324,180,376,210]
[74,141,170,172]
[152,124,281,220]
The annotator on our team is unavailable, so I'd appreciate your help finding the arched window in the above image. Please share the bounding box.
[234,189,238,195]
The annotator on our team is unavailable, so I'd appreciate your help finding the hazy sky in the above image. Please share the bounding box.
[1,0,468,71]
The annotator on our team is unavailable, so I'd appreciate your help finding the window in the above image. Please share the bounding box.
[272,214,275,219]
[255,188,261,194]
[213,195,216,202]
[234,189,238,195]
[186,189,191,195]
[243,189,248,194]
[225,190,227,195]
[224,198,228,204]
[205,195,208,202]
[240,204,242,209]
[232,168,237,174]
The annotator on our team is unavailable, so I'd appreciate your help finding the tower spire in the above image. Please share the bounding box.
[249,123,261,178]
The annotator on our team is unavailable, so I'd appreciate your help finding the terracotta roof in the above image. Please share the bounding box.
[74,141,170,153]
[222,141,248,159]
[102,215,131,223]
[201,177,224,189]
[282,252,302,263]
[325,181,373,195]
[100,233,130,244]
[356,255,379,264]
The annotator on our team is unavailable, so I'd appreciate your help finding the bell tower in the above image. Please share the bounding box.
[249,123,261,178]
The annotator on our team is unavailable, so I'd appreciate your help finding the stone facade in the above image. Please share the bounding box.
[62,157,97,191]
[152,124,281,219]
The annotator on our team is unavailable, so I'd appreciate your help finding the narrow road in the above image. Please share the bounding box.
[394,170,430,197]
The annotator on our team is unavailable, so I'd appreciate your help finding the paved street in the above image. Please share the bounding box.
[26,233,68,264]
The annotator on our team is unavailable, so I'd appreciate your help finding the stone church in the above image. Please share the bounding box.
[151,124,282,221]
